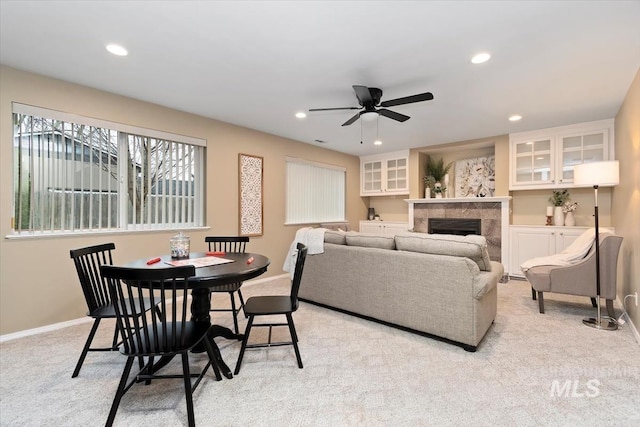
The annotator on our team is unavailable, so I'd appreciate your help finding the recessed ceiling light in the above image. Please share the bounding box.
[471,52,491,64]
[106,44,128,56]
[374,140,383,146]
[295,112,307,119]
[509,115,523,122]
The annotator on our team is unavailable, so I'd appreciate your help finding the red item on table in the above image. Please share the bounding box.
[146,257,161,265]
[206,251,225,257]
[246,256,254,264]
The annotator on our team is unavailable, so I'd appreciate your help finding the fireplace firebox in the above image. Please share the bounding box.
[428,218,482,236]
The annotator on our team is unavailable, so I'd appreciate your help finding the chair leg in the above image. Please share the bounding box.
[234,315,254,375]
[111,323,121,349]
[286,313,303,369]
[606,299,616,319]
[537,291,545,314]
[202,338,223,381]
[237,289,247,318]
[590,297,597,308]
[531,287,537,300]
[106,356,134,427]
[229,292,239,335]
[181,353,195,427]
[72,318,101,378]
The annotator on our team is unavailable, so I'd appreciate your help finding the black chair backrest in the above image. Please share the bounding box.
[100,265,196,355]
[70,243,116,314]
[290,243,308,309]
[205,236,249,253]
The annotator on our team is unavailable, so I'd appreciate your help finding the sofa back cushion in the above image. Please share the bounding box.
[394,233,492,271]
[345,232,396,250]
[324,230,347,245]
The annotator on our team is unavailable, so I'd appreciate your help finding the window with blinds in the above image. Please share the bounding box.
[285,158,346,225]
[11,104,205,235]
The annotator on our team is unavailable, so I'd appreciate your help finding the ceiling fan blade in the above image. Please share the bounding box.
[352,85,373,106]
[378,109,410,122]
[341,112,362,126]
[380,92,434,108]
[309,107,361,112]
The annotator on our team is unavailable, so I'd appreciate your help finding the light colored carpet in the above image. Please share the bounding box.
[1,278,638,426]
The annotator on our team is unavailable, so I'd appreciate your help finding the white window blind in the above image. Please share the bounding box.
[285,158,346,224]
[11,103,205,236]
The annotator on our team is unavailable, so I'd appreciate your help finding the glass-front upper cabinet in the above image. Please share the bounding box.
[559,132,606,184]
[509,119,613,190]
[360,150,409,196]
[362,160,382,193]
[513,138,553,185]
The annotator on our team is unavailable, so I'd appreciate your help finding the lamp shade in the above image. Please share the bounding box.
[573,161,619,186]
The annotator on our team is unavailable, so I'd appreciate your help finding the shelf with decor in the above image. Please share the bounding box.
[509,119,614,190]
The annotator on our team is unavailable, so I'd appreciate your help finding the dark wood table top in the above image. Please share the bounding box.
[123,252,270,289]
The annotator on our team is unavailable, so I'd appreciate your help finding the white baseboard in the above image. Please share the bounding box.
[0,317,92,343]
[617,295,640,346]
[0,274,290,344]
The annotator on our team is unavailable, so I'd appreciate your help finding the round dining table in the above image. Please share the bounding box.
[123,251,270,378]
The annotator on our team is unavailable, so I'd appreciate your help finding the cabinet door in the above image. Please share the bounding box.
[512,139,553,186]
[559,131,608,185]
[555,229,586,252]
[509,228,555,277]
[362,161,382,194]
[385,157,408,193]
[359,221,382,234]
[382,222,409,236]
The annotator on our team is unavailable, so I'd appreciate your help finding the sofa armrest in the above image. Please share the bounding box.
[474,261,504,299]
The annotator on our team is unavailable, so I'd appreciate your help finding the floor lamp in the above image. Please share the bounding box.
[573,160,619,331]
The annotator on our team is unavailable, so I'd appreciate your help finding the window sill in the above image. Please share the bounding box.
[5,226,211,241]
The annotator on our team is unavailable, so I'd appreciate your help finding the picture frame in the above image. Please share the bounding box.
[238,153,263,236]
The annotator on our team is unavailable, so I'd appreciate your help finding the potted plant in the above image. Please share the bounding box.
[549,189,570,226]
[424,157,453,198]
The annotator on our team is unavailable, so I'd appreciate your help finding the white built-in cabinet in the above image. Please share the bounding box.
[359,220,409,236]
[508,226,588,278]
[360,150,409,196]
[509,119,614,190]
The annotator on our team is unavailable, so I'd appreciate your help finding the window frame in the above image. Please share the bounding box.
[9,103,206,238]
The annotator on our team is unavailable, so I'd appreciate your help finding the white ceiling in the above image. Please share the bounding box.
[1,1,639,157]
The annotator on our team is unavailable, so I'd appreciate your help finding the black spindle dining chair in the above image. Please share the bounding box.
[204,236,249,334]
[234,243,308,374]
[100,264,220,427]
[69,243,159,378]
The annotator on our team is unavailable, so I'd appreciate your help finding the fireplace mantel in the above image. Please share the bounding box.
[405,196,512,268]
[405,196,512,204]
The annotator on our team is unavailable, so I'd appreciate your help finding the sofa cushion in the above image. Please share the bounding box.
[324,230,347,245]
[394,233,492,271]
[345,232,396,250]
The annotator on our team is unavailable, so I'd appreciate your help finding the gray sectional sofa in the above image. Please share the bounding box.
[298,231,504,351]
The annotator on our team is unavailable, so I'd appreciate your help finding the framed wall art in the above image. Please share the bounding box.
[454,155,496,198]
[238,153,263,236]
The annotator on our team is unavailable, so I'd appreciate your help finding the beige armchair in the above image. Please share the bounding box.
[524,235,623,317]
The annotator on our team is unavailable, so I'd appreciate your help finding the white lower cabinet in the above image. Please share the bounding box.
[359,221,409,236]
[509,226,588,278]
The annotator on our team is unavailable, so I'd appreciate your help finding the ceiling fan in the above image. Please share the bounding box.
[309,85,434,126]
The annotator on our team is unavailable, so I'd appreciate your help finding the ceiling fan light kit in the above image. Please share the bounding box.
[309,85,434,128]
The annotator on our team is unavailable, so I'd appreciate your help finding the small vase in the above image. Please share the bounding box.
[435,193,443,199]
[553,206,564,226]
[565,211,575,226]
[425,188,431,199]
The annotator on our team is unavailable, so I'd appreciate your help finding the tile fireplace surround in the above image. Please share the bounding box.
[405,197,511,265]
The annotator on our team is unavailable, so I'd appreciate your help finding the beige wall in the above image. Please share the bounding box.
[613,68,640,330]
[0,66,366,335]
